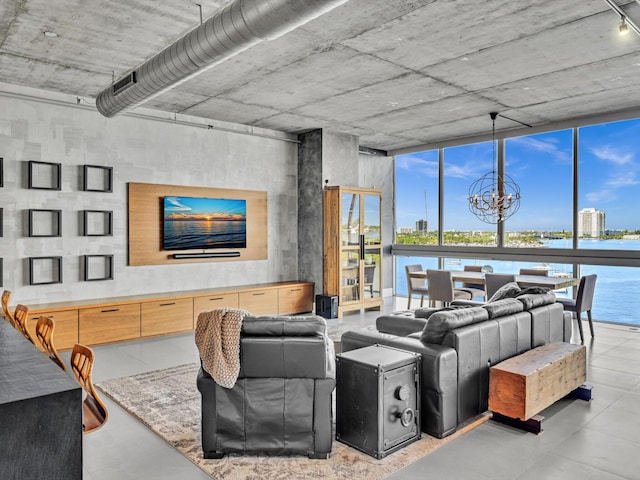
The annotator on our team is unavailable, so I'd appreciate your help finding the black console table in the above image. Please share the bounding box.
[0,321,82,479]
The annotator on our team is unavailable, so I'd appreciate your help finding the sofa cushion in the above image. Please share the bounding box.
[242,315,327,336]
[516,291,557,310]
[488,282,521,302]
[421,307,490,345]
[414,307,444,319]
[482,298,524,319]
[415,304,473,319]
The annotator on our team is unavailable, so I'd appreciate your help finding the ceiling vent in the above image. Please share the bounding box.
[112,71,137,95]
[96,0,347,118]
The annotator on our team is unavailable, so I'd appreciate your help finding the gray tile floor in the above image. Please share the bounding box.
[68,297,640,480]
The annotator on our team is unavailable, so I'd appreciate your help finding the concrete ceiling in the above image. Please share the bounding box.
[2,0,640,153]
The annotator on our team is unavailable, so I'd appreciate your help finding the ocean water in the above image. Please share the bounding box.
[395,239,640,326]
[163,220,246,250]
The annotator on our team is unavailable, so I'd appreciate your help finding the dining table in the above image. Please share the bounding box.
[408,270,580,291]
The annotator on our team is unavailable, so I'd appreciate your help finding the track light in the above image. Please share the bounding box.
[619,16,629,35]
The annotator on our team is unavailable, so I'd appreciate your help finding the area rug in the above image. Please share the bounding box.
[97,363,488,480]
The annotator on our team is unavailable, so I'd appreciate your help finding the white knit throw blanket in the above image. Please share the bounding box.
[195,308,250,389]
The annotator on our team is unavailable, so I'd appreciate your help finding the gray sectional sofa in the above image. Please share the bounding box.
[341,291,572,438]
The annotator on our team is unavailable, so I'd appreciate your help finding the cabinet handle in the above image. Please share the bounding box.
[159,302,176,307]
[253,292,265,296]
[101,308,120,313]
[290,288,301,292]
[209,297,224,301]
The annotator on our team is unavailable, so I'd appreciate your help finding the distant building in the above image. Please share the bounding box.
[398,226,413,234]
[578,208,605,238]
[416,219,428,233]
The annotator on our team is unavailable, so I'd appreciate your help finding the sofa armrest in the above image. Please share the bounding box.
[341,327,458,438]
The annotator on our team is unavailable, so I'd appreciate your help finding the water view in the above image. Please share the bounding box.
[395,238,640,327]
[163,220,246,250]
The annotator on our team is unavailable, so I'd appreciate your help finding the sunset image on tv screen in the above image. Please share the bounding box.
[163,196,247,250]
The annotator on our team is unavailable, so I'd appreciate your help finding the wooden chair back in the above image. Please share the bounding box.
[13,304,36,344]
[70,343,108,433]
[519,268,549,276]
[35,316,66,371]
[462,265,484,290]
[2,290,15,327]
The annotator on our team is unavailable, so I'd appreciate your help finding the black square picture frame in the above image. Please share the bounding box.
[29,256,63,285]
[83,254,114,281]
[83,164,113,192]
[28,209,62,237]
[28,161,62,190]
[83,210,113,236]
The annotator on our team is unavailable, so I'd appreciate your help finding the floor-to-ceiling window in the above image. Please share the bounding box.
[443,141,497,247]
[394,117,640,327]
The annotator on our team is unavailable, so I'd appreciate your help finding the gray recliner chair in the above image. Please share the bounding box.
[196,315,335,459]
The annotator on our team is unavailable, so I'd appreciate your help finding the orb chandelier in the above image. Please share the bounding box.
[468,112,521,224]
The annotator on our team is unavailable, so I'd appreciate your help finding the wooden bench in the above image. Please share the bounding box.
[489,342,591,433]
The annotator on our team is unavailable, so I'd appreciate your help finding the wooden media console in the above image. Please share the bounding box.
[22,281,314,350]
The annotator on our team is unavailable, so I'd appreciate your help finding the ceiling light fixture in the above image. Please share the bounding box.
[95,0,348,118]
[604,0,640,36]
[619,16,629,34]
[468,112,521,224]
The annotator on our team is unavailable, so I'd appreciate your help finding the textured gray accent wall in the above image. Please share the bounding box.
[297,130,324,297]
[0,92,299,305]
[322,130,359,187]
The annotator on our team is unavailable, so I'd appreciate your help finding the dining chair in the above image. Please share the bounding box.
[13,304,37,344]
[556,274,597,344]
[405,264,429,309]
[426,269,472,307]
[35,316,66,371]
[70,343,108,433]
[364,263,376,297]
[2,290,15,327]
[485,273,517,300]
[459,265,486,300]
[519,268,549,276]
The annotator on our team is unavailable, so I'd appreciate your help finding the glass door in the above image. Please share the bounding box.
[363,194,381,300]
[341,193,361,303]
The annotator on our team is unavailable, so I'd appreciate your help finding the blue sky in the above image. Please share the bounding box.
[164,196,246,220]
[396,117,640,232]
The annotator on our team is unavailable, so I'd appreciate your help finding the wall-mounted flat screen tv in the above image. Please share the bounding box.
[163,196,247,250]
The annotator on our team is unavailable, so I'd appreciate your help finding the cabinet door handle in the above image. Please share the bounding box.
[253,292,265,296]
[290,288,301,292]
[101,308,120,313]
[159,302,176,307]
[209,297,224,301]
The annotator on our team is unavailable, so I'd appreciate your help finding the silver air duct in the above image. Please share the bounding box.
[96,0,348,117]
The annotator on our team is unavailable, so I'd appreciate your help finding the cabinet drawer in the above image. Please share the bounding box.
[79,304,141,345]
[239,289,278,315]
[27,309,79,351]
[278,284,313,315]
[141,298,193,337]
[193,293,239,324]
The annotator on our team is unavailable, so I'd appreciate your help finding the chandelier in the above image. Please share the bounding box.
[468,112,521,224]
